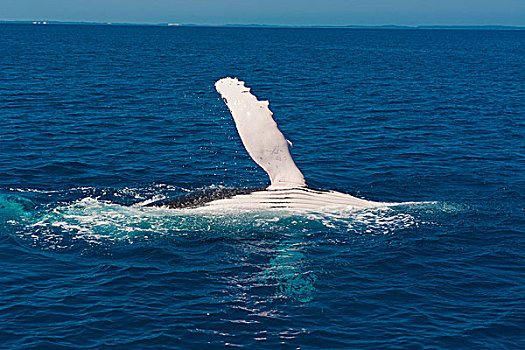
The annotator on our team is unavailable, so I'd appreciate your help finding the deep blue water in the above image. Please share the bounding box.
[0,24,524,349]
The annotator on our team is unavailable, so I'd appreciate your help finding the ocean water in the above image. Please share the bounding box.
[0,24,524,348]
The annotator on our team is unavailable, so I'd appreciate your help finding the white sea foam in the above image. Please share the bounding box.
[16,195,443,251]
[2,186,455,253]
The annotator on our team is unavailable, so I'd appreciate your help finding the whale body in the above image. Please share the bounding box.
[147,77,394,211]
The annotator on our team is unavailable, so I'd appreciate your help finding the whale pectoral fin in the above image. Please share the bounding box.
[215,77,306,189]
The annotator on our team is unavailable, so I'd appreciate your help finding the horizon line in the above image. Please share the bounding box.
[0,20,524,30]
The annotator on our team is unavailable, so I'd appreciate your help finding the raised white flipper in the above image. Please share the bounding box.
[215,77,306,189]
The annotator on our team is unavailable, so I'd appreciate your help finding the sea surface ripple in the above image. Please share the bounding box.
[0,25,524,349]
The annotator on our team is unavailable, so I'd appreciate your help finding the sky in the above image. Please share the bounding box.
[1,0,524,26]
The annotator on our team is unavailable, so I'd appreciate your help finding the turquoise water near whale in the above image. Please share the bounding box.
[1,24,524,348]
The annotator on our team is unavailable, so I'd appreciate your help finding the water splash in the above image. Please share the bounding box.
[0,187,456,251]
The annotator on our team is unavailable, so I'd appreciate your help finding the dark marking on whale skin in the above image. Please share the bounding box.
[144,186,337,210]
[145,187,265,209]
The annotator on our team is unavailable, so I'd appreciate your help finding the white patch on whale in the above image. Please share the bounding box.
[215,77,306,189]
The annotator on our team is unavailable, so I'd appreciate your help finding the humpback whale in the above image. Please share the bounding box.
[147,78,393,211]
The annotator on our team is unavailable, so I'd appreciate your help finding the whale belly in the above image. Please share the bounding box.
[195,188,387,211]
